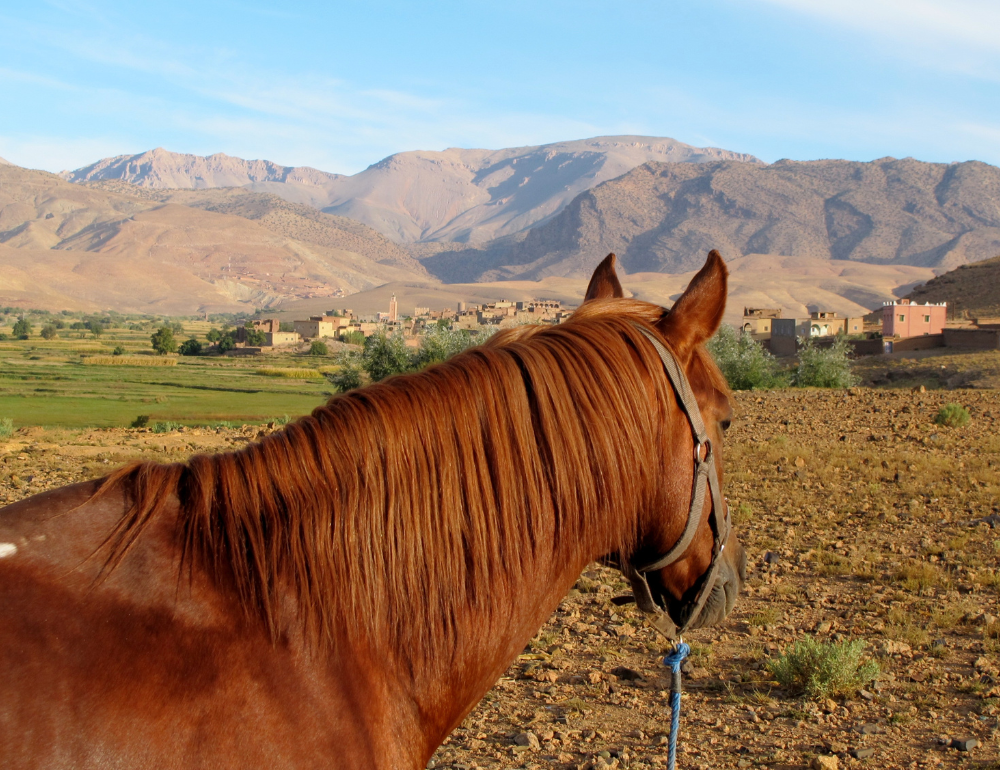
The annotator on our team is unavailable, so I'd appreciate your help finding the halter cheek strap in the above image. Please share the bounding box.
[621,326,731,639]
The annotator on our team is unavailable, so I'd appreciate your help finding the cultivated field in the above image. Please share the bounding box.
[0,318,334,428]
[2,346,1000,768]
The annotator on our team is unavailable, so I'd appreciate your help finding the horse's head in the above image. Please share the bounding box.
[583,250,746,638]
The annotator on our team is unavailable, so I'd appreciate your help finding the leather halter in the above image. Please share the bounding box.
[620,326,731,640]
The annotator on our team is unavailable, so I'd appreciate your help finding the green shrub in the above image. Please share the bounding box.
[206,328,222,343]
[130,415,150,429]
[706,324,782,390]
[217,332,236,353]
[179,338,203,356]
[309,340,329,356]
[243,324,266,346]
[935,403,970,428]
[0,417,13,438]
[40,325,57,340]
[151,421,180,433]
[414,326,474,368]
[767,638,879,699]
[339,330,365,346]
[793,336,857,388]
[112,345,126,356]
[327,351,365,393]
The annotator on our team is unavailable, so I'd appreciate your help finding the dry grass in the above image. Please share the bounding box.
[895,561,946,592]
[254,367,323,379]
[81,355,177,367]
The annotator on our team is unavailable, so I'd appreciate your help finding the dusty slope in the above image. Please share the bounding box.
[61,137,761,243]
[421,157,1000,282]
[0,156,13,166]
[82,182,425,275]
[0,165,426,312]
[278,254,934,328]
[905,255,1000,318]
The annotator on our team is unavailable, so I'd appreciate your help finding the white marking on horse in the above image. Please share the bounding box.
[0,542,17,558]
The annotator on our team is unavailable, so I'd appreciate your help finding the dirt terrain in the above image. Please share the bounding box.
[2,388,999,769]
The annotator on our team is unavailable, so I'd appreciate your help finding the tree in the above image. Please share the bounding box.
[244,324,266,346]
[706,324,783,390]
[87,319,103,337]
[179,338,203,356]
[12,318,31,339]
[309,340,329,356]
[40,325,57,340]
[362,330,413,382]
[414,326,473,369]
[793,336,858,388]
[150,326,177,354]
[206,328,222,343]
[217,332,236,353]
[326,352,364,392]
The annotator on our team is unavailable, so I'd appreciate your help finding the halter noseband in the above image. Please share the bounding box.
[619,326,731,640]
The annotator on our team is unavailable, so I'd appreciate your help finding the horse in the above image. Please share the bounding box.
[0,251,744,769]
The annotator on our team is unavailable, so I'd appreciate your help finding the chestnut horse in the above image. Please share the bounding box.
[0,252,743,769]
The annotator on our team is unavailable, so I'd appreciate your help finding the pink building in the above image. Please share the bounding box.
[882,299,947,338]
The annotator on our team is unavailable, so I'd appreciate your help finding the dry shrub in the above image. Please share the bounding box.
[82,356,177,367]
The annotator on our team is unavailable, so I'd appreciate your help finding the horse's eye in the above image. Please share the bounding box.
[720,419,731,432]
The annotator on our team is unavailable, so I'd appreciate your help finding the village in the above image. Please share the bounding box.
[740,299,1000,355]
[228,295,573,353]
[225,290,1000,359]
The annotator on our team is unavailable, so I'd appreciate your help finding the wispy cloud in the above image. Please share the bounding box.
[748,0,1000,79]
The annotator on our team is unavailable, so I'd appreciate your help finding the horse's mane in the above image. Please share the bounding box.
[97,300,727,657]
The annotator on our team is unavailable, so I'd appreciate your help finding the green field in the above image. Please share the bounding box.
[0,319,333,428]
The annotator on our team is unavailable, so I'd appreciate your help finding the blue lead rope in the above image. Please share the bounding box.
[662,641,690,770]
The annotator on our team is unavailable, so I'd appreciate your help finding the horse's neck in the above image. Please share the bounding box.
[395,537,596,762]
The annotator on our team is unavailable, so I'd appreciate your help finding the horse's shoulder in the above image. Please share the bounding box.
[0,479,173,579]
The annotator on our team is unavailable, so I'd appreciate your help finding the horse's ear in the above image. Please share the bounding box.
[584,253,624,301]
[656,250,728,357]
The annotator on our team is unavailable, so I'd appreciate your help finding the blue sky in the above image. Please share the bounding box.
[1,0,998,173]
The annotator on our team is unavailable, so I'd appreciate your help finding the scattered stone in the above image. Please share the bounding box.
[850,747,876,759]
[810,756,838,770]
[950,737,979,752]
[514,732,539,749]
[609,666,642,681]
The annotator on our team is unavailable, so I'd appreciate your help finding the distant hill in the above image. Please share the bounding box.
[61,137,762,243]
[0,156,12,166]
[420,157,1000,282]
[0,165,427,313]
[906,255,1000,318]
[275,253,934,329]
[82,181,423,275]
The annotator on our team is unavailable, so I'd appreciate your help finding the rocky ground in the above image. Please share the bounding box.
[2,388,999,769]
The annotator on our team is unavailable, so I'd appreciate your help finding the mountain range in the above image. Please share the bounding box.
[4,136,999,316]
[420,156,1000,282]
[61,137,761,244]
